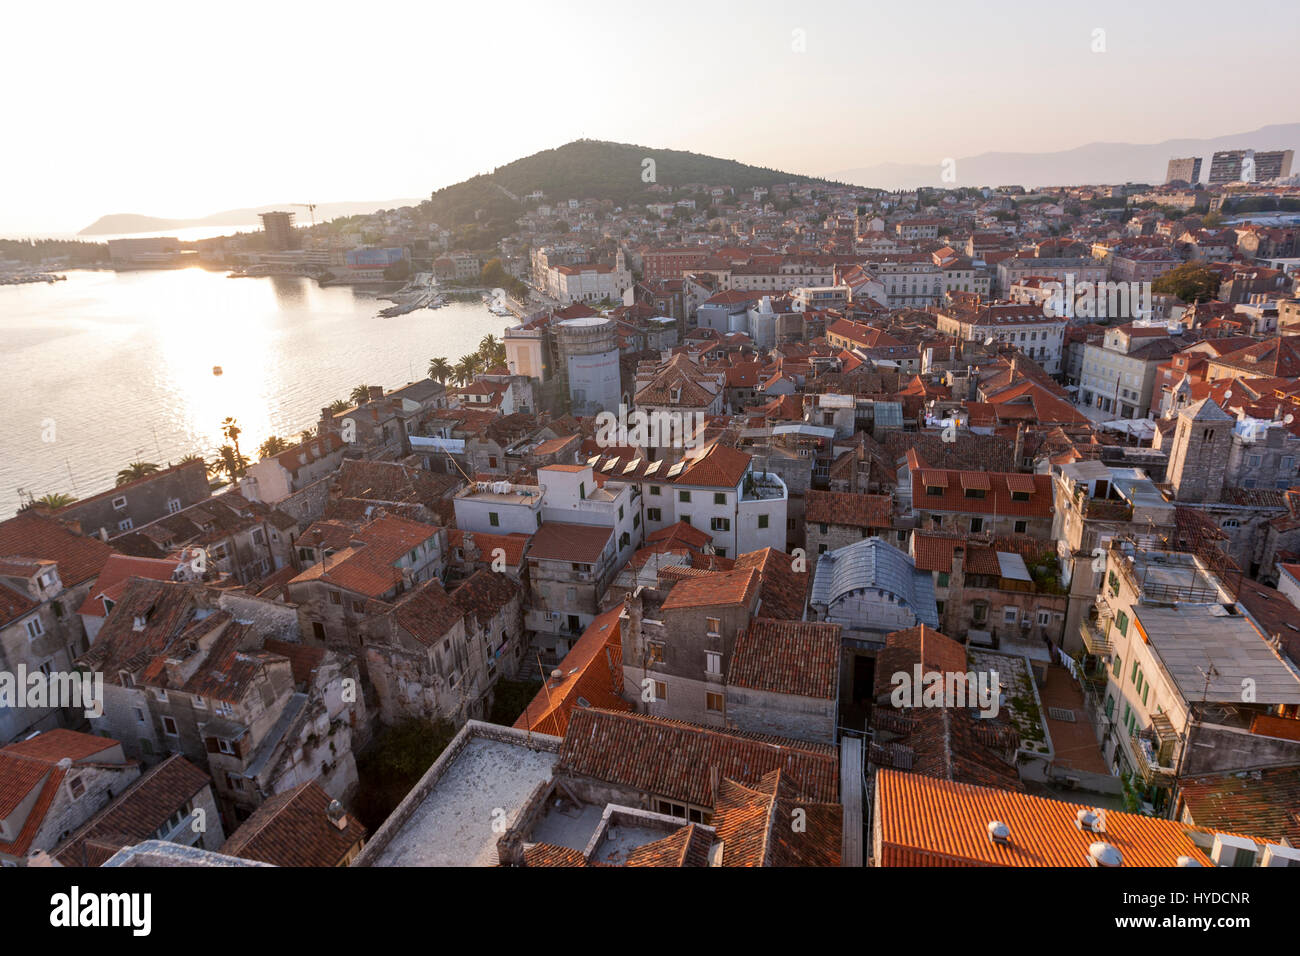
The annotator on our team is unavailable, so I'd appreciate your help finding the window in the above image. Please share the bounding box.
[653,680,667,702]
[117,518,133,532]
[936,572,950,587]
[579,482,585,500]
[167,498,182,514]
[650,485,661,496]
[710,517,730,532]
[1112,653,1122,677]
[647,507,662,522]
[217,737,235,756]
[706,692,724,713]
[1036,609,1052,627]
[488,511,500,527]
[681,514,691,526]
[134,707,146,723]
[706,651,721,675]
[705,616,721,635]
[972,603,988,623]
[714,493,726,505]
[155,688,168,702]
[679,490,691,503]
[757,514,768,529]
[1115,610,1128,636]
[1002,607,1018,625]
[68,774,85,800]
[926,485,944,497]
[964,488,986,499]
[25,617,43,639]
[162,716,179,737]
[618,505,624,520]
[112,495,128,510]
[969,517,983,533]
[251,528,266,546]
[351,599,364,613]
[1014,520,1028,534]
[328,590,341,605]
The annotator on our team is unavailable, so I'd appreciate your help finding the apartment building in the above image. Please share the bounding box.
[936,301,1067,376]
[0,512,114,743]
[1085,539,1300,813]
[1078,324,1187,418]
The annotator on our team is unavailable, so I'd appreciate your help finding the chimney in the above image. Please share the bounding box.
[368,386,385,403]
[1013,422,1025,467]
[327,799,348,831]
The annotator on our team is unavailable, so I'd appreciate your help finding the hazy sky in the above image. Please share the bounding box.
[3,0,1297,235]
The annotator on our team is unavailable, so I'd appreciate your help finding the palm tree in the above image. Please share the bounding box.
[117,461,161,486]
[34,492,77,509]
[258,435,289,459]
[214,444,249,482]
[300,426,317,443]
[478,334,499,356]
[328,398,350,414]
[427,356,453,384]
[453,354,483,386]
[349,384,373,406]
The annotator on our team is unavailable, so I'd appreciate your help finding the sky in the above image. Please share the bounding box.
[3,0,1298,236]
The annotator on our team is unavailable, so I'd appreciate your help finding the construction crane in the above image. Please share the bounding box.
[293,203,318,225]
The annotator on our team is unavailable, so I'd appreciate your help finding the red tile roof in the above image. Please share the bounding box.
[911,468,1052,517]
[558,709,839,808]
[528,522,612,564]
[805,489,892,528]
[514,605,627,737]
[675,444,752,488]
[875,769,1230,867]
[220,780,366,867]
[661,568,759,610]
[730,620,841,699]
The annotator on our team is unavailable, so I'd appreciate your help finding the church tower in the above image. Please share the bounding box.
[1166,398,1233,502]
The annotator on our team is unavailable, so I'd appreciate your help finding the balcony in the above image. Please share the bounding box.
[1079,618,1113,657]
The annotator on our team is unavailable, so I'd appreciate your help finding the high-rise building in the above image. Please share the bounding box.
[1208,148,1295,184]
[259,210,297,250]
[1255,149,1295,181]
[1164,156,1201,184]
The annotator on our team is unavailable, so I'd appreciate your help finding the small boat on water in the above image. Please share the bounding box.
[212,366,223,376]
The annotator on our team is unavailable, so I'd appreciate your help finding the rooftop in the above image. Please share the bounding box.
[357,724,561,867]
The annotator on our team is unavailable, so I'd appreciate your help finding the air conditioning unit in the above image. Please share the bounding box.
[1261,844,1300,867]
[1210,833,1259,867]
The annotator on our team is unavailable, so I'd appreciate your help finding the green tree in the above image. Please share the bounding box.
[328,398,350,414]
[349,384,374,406]
[220,417,244,468]
[117,461,161,486]
[34,492,77,509]
[427,357,453,383]
[1152,262,1220,304]
[213,444,249,482]
[258,435,290,459]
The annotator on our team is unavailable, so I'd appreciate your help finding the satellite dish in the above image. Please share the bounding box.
[1223,390,1232,400]
[1286,414,1294,425]
[984,336,994,346]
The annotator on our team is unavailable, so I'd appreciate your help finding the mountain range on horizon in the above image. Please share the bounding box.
[827,122,1300,191]
[79,122,1300,238]
[77,198,426,236]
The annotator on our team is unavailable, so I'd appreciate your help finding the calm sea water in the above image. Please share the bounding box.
[0,267,511,515]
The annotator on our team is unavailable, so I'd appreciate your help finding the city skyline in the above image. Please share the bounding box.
[4,0,1300,234]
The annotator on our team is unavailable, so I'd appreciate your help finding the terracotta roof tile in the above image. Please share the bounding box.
[558,709,838,808]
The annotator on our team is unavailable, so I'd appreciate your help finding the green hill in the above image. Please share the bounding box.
[422,139,832,244]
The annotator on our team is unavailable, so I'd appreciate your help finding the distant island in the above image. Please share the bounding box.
[78,198,425,236]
